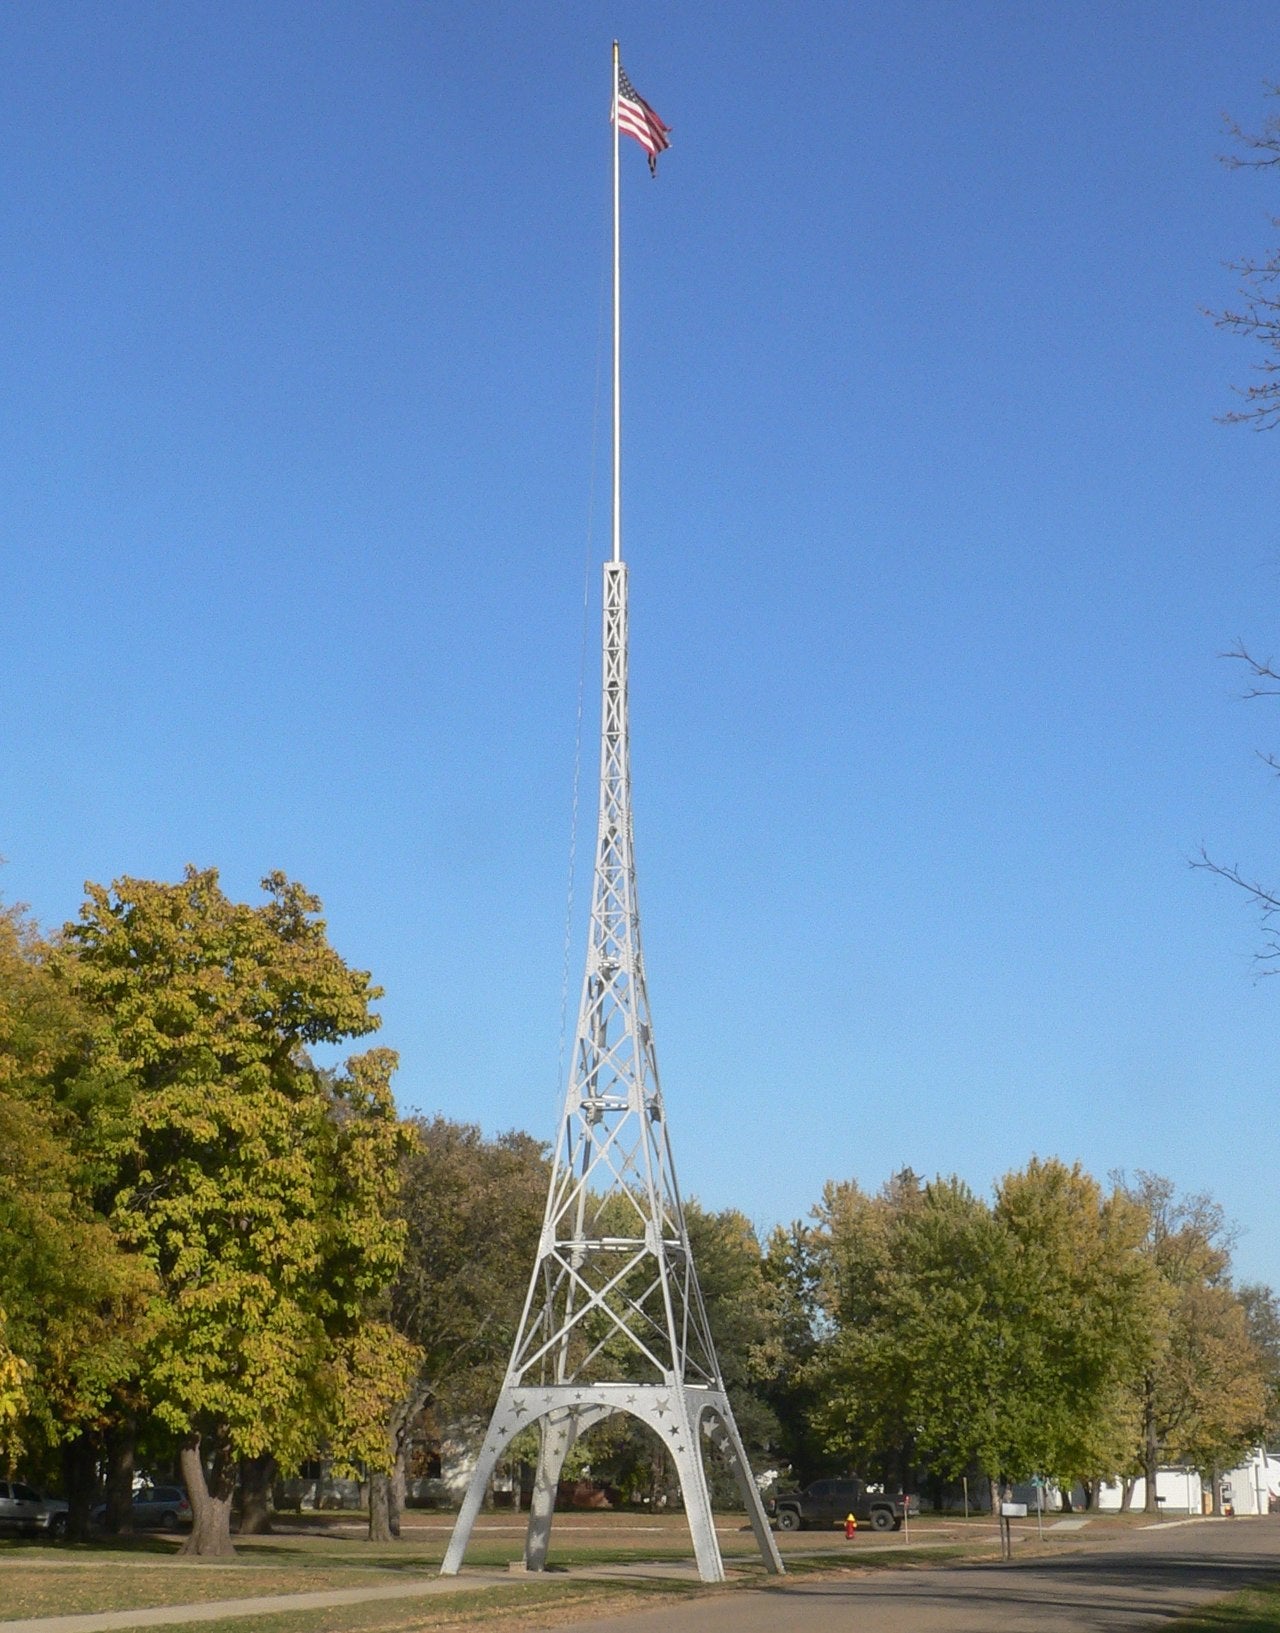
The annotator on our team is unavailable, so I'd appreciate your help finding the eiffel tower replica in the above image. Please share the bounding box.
[440,46,783,1588]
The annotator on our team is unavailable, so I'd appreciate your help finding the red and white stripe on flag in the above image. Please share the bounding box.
[615,65,671,173]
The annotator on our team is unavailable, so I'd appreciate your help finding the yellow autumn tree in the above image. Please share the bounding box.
[59,868,412,1557]
[0,1308,31,1448]
[0,896,152,1484]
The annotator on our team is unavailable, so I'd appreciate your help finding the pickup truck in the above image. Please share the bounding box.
[766,1476,919,1533]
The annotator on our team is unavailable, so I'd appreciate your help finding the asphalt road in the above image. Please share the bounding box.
[567,1518,1280,1633]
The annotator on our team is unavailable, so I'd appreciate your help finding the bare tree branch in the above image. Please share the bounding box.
[1191,848,1280,973]
[1209,89,1280,425]
[1222,644,1280,696]
[1220,87,1280,168]
[1195,639,1280,967]
[1191,849,1280,916]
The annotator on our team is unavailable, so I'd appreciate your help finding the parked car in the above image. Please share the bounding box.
[91,1486,192,1531]
[0,1480,67,1537]
[32,1491,69,1537]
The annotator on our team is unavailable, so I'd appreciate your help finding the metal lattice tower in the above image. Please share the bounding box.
[441,559,783,1582]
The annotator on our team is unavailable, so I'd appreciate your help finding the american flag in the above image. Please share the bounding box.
[615,65,671,175]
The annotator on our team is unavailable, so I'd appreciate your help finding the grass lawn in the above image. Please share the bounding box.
[1169,1582,1280,1632]
[0,1521,718,1632]
[0,1509,1103,1627]
[0,1554,435,1619]
[52,1579,702,1633]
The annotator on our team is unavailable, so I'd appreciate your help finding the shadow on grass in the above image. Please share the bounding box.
[0,1533,181,1557]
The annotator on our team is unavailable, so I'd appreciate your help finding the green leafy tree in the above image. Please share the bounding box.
[991,1160,1158,1494]
[58,867,409,1556]
[0,897,153,1495]
[1237,1281,1280,1442]
[0,1310,27,1439]
[804,1175,922,1484]
[872,1176,1014,1486]
[1115,1172,1269,1511]
[684,1203,782,1467]
[806,1161,1161,1502]
[757,1220,827,1478]
[377,1116,548,1538]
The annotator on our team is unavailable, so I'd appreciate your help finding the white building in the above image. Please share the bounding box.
[1221,1447,1280,1516]
[1088,1448,1278,1515]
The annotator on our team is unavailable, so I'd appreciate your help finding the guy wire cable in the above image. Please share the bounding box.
[555,208,611,1118]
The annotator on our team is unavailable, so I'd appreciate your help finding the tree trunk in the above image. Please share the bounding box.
[1142,1375,1160,1514]
[368,1454,405,1543]
[1120,1476,1137,1513]
[1210,1468,1222,1516]
[392,1446,407,1530]
[367,1384,426,1542]
[104,1418,137,1535]
[649,1446,667,1511]
[1059,1485,1073,1513]
[237,1454,276,1534]
[61,1433,98,1544]
[180,1428,236,1557]
[369,1472,396,1542]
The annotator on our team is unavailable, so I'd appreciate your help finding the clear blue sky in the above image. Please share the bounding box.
[4,2,1280,1288]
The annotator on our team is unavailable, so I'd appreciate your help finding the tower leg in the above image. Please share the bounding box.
[703,1412,784,1575]
[666,1396,725,1583]
[524,1417,568,1573]
[524,1406,611,1570]
[440,1421,506,1576]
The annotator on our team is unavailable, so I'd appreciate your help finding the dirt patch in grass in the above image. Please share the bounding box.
[774,1543,985,1578]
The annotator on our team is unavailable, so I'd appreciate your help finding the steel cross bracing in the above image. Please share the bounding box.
[441,562,783,1584]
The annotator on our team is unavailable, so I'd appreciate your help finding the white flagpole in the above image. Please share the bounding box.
[611,39,622,565]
